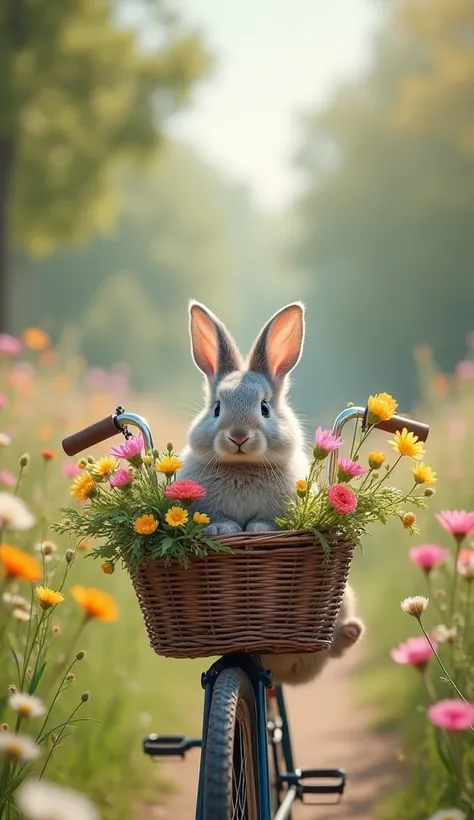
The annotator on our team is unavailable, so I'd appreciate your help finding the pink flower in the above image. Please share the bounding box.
[0,470,16,487]
[165,480,206,502]
[459,548,474,565]
[409,544,450,573]
[0,394,7,410]
[391,635,437,669]
[109,468,133,488]
[110,434,144,460]
[0,334,22,356]
[314,427,343,458]
[328,483,357,515]
[61,461,81,478]
[456,360,474,382]
[428,700,474,732]
[436,510,474,537]
[337,457,367,482]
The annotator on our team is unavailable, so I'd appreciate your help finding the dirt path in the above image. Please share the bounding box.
[145,644,396,819]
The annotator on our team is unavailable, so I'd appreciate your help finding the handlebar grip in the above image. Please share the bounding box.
[62,415,120,457]
[374,413,429,442]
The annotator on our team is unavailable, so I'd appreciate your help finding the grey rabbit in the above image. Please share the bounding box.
[180,300,364,685]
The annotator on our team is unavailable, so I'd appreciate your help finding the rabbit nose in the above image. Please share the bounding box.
[229,434,249,446]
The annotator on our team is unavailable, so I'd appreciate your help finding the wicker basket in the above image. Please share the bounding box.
[126,530,355,659]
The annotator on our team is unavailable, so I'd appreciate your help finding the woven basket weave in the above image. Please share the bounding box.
[126,530,355,659]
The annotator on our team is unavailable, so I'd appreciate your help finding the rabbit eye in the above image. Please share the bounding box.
[213,401,221,418]
[261,400,270,418]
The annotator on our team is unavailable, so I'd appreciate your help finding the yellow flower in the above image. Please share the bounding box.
[165,507,189,528]
[155,457,183,477]
[134,514,159,535]
[368,451,385,470]
[296,479,308,492]
[36,587,64,610]
[193,512,210,525]
[389,428,425,460]
[71,473,96,501]
[142,455,153,466]
[402,512,417,530]
[91,456,118,478]
[412,463,437,485]
[367,392,398,424]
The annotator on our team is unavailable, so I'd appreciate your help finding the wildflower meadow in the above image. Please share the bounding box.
[0,331,203,819]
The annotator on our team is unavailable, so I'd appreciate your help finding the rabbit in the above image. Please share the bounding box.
[180,299,364,684]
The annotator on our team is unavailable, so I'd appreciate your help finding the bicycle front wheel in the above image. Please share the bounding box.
[203,667,260,820]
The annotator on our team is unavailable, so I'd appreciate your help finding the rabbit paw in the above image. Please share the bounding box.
[245,520,274,532]
[205,519,243,536]
[330,617,365,657]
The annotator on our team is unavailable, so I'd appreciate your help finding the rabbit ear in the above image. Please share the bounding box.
[248,302,305,381]
[189,300,242,380]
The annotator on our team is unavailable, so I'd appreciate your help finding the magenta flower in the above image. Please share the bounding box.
[428,700,474,732]
[0,334,22,356]
[0,470,16,487]
[314,427,343,459]
[409,544,450,573]
[436,510,474,538]
[337,457,367,482]
[109,468,133,488]
[110,434,144,460]
[391,635,436,670]
[61,461,81,478]
[328,483,357,515]
[165,479,206,502]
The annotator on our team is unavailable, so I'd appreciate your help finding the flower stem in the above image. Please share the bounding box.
[38,700,85,779]
[450,536,463,625]
[418,620,473,732]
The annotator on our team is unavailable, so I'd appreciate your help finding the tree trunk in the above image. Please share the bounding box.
[0,135,14,332]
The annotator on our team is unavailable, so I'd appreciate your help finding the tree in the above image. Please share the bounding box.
[294,0,474,415]
[0,0,210,329]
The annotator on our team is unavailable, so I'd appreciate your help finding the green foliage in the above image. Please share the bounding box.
[1,0,210,252]
[294,0,474,414]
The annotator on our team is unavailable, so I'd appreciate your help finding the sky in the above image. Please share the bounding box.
[170,0,384,211]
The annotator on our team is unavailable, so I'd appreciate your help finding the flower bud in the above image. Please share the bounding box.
[76,651,85,661]
[66,673,76,683]
[424,487,436,497]
[65,549,75,564]
[77,458,88,469]
[87,456,95,465]
[81,692,90,703]
[19,453,30,468]
[1,724,8,731]
[101,562,115,575]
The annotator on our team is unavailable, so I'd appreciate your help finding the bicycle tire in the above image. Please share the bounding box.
[202,667,260,820]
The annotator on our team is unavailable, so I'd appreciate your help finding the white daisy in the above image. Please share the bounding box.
[9,693,46,719]
[12,607,31,622]
[400,595,429,618]
[427,810,466,820]
[0,731,40,761]
[16,779,98,820]
[0,493,35,531]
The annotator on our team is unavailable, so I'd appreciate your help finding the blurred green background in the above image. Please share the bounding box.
[2,0,473,418]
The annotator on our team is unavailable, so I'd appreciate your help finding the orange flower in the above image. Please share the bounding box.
[0,545,41,581]
[70,585,118,621]
[41,449,56,461]
[134,514,159,535]
[101,562,115,575]
[22,328,50,351]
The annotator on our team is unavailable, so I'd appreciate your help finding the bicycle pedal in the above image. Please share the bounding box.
[298,768,346,803]
[143,734,202,758]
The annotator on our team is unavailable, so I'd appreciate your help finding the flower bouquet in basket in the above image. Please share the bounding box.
[277,392,436,551]
[53,436,231,572]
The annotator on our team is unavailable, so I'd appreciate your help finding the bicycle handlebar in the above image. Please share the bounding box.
[373,414,429,442]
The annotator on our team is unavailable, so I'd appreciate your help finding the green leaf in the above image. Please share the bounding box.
[28,661,47,695]
[159,536,175,555]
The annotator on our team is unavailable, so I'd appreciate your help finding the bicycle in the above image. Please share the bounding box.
[62,404,429,819]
